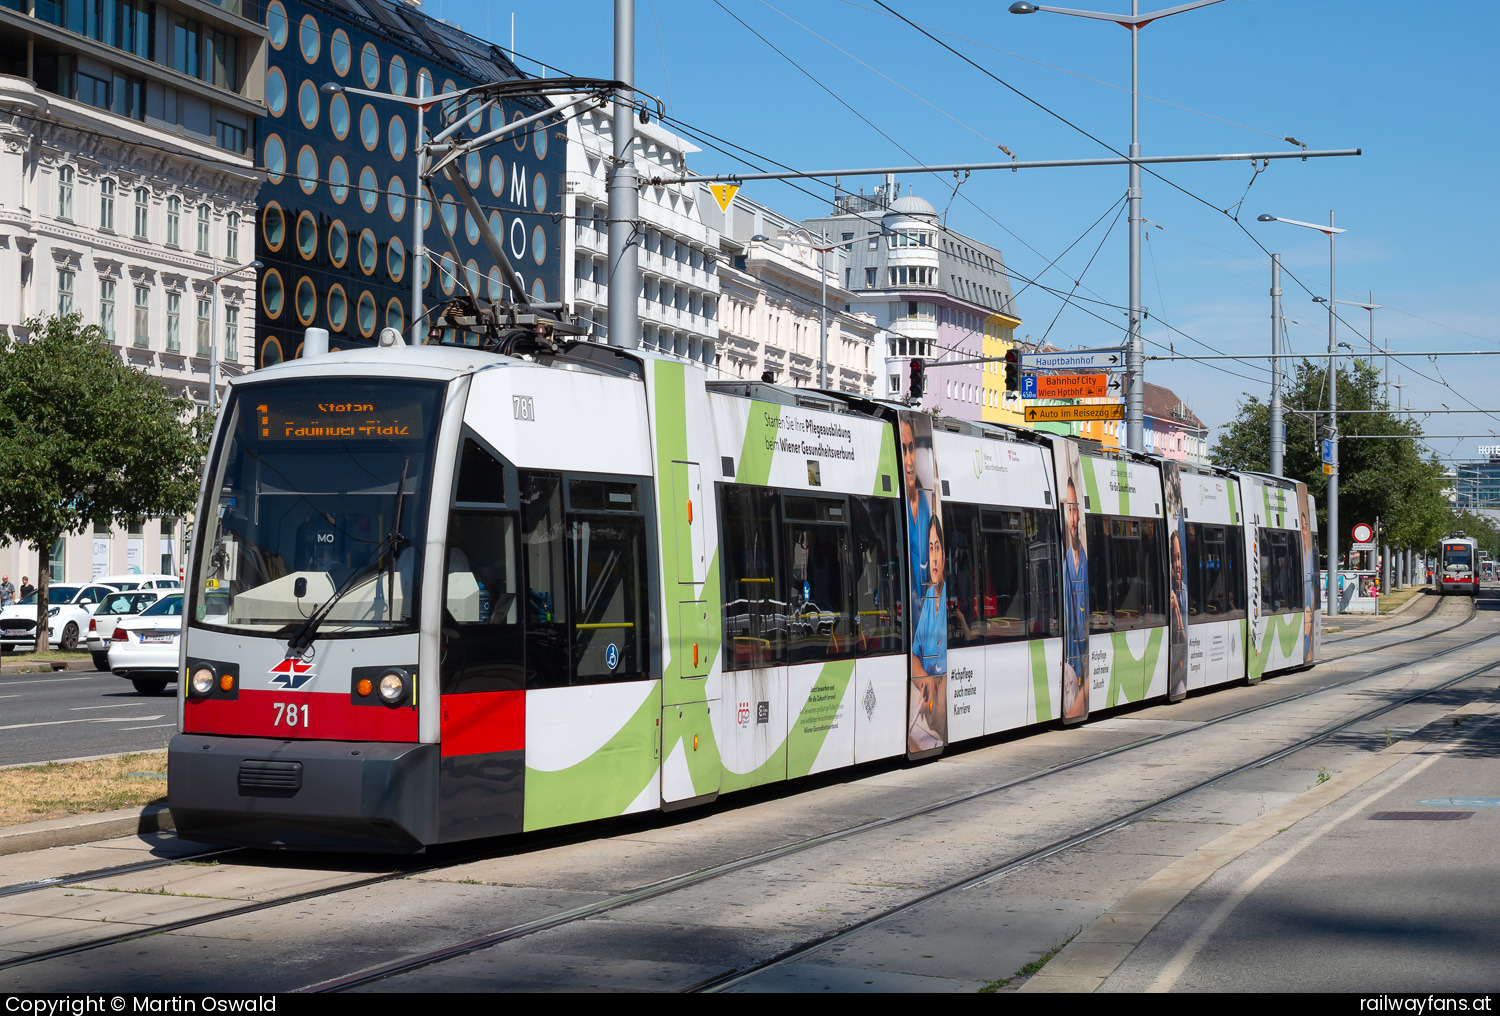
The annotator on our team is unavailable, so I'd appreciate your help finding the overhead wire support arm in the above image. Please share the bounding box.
[648,148,1361,187]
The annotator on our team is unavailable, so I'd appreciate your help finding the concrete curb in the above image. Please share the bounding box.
[0,802,174,856]
[0,659,94,674]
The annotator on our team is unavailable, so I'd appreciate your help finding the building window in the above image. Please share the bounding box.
[166,196,180,246]
[134,187,149,239]
[196,298,211,355]
[172,15,202,79]
[133,285,149,346]
[57,268,74,316]
[226,211,240,262]
[224,306,238,361]
[196,204,210,254]
[57,165,74,220]
[166,293,180,352]
[99,279,115,341]
[864,267,876,288]
[99,178,115,231]
[209,29,238,90]
[216,121,245,153]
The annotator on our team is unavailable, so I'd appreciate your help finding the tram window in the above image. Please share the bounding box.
[1189,523,1234,621]
[445,512,519,624]
[569,478,637,513]
[521,472,569,687]
[1138,518,1166,628]
[1110,519,1144,627]
[784,496,853,664]
[1260,529,1300,612]
[848,496,901,656]
[943,503,982,648]
[568,513,647,680]
[1025,509,1061,639]
[454,435,508,507]
[1087,515,1112,633]
[980,525,1027,643]
[719,484,785,669]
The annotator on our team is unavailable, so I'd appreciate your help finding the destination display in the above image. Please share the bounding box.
[1025,404,1125,423]
[256,399,428,442]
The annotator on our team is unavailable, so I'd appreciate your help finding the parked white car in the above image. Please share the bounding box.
[109,593,184,695]
[0,583,119,652]
[87,589,169,671]
[96,574,181,592]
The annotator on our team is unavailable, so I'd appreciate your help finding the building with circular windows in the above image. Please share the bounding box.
[257,0,565,367]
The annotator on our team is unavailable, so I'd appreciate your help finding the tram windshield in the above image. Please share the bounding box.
[1443,544,1473,572]
[190,377,444,638]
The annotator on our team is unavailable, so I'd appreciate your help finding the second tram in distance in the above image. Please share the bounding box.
[168,340,1320,851]
[1439,533,1480,595]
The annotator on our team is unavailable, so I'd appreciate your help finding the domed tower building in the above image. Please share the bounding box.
[801,177,1022,423]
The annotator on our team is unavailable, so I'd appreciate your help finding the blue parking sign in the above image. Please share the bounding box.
[1021,374,1037,399]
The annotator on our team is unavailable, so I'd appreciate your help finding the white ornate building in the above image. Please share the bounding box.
[558,102,719,363]
[0,0,265,584]
[706,189,879,393]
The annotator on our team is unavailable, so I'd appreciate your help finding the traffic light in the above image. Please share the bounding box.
[1004,349,1019,392]
[1314,415,1326,446]
[908,359,926,402]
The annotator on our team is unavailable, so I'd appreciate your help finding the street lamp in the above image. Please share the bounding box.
[1258,211,1346,615]
[208,259,262,412]
[1314,293,1383,397]
[1009,0,1231,453]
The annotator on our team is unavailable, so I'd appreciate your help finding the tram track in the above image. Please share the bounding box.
[0,595,1492,991]
[301,596,1500,992]
[692,649,1500,993]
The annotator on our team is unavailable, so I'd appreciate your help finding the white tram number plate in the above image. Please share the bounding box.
[513,395,535,421]
[273,702,310,728]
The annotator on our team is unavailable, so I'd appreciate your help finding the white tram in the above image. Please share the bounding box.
[1439,533,1480,595]
[167,340,1320,851]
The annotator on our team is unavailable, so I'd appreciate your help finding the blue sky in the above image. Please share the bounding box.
[437,0,1499,464]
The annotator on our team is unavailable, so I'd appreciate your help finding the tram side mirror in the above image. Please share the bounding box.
[294,577,307,599]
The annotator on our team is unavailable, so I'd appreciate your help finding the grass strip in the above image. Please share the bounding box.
[0,751,167,826]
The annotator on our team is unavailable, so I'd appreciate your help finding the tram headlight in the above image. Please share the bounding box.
[189,665,216,697]
[378,670,407,705]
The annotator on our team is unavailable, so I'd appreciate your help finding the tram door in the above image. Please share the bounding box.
[661,459,720,808]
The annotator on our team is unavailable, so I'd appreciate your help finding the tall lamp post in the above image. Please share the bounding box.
[1315,294,1383,396]
[1258,211,1345,616]
[208,259,262,412]
[1009,0,1230,453]
[1268,253,1284,476]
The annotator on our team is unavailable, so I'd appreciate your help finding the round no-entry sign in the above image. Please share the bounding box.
[1352,522,1374,544]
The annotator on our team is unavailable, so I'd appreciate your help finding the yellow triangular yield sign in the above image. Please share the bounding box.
[710,184,739,212]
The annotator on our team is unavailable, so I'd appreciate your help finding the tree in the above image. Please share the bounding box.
[0,315,209,650]
[1211,358,1448,567]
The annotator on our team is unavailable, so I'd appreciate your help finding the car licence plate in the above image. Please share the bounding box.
[140,633,176,644]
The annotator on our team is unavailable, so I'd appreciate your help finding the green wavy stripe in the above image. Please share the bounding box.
[1106,627,1163,707]
[788,659,855,778]
[523,688,660,832]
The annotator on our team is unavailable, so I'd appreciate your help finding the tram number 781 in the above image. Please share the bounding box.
[273,702,310,728]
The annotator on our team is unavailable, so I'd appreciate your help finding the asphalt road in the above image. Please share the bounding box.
[0,668,176,766]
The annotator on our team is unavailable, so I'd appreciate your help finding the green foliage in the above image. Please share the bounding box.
[0,315,208,645]
[1211,359,1448,563]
